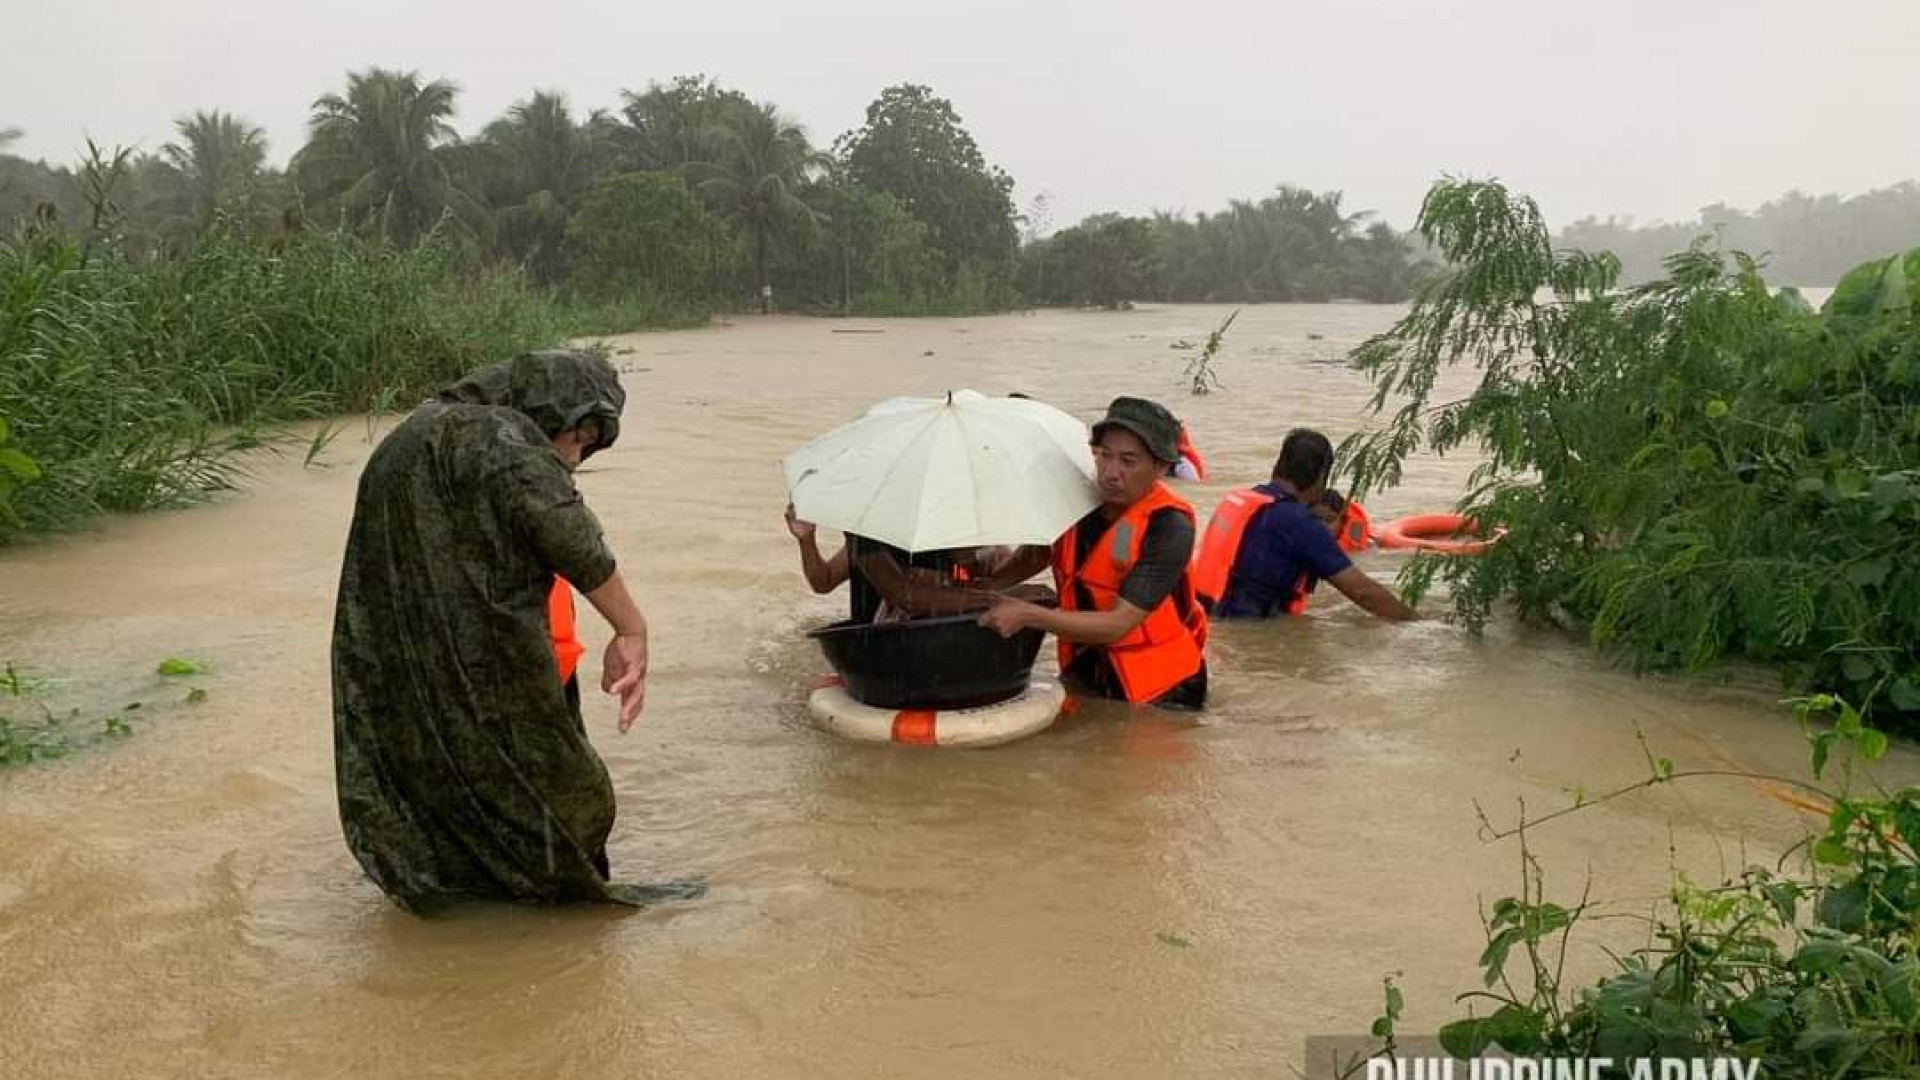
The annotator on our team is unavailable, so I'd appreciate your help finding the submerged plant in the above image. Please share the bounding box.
[1365,699,1920,1078]
[1181,308,1238,395]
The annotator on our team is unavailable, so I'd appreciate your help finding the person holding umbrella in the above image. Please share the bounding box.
[977,397,1210,711]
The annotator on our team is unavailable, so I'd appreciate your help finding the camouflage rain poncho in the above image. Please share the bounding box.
[331,350,639,913]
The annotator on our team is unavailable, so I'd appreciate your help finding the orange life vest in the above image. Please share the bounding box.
[1053,482,1209,704]
[549,577,584,683]
[1334,500,1373,555]
[1175,424,1207,480]
[1194,488,1373,615]
[1190,487,1275,608]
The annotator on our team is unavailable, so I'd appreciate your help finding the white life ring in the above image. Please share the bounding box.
[807,680,1066,748]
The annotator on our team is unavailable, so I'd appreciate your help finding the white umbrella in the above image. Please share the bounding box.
[783,389,1098,552]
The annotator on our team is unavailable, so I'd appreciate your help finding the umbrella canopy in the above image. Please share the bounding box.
[783,389,1098,552]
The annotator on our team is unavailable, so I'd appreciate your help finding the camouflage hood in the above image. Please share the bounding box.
[437,349,626,459]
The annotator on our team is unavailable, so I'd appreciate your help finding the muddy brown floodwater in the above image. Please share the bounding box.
[2,304,1912,1079]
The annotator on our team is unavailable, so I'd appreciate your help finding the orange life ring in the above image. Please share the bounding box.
[1376,513,1502,556]
[806,676,1065,748]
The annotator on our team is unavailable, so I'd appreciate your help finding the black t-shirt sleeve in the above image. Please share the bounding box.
[1116,509,1195,611]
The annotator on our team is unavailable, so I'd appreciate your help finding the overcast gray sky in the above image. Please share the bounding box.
[9,0,1917,232]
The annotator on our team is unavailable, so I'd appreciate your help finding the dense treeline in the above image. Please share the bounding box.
[0,76,1028,316]
[1,71,1422,315]
[1559,183,1920,288]
[1018,191,1427,308]
[0,69,1431,543]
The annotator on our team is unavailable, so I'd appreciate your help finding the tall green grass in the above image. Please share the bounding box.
[0,218,660,543]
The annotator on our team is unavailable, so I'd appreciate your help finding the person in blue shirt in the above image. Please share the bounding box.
[1210,429,1419,621]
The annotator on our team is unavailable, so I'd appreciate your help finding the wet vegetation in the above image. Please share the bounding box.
[1337,180,1920,1073]
[0,70,1432,543]
[0,658,208,765]
[1344,179,1920,728]
[1018,190,1428,309]
[1348,700,1920,1080]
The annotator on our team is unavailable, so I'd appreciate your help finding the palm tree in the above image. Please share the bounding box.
[293,68,484,247]
[480,91,606,282]
[687,103,826,313]
[616,76,753,172]
[485,92,603,203]
[162,110,268,232]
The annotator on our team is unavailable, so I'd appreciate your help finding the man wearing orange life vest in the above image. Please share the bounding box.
[1191,428,1418,621]
[978,396,1210,710]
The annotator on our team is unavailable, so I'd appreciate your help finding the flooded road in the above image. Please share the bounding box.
[1,304,1904,1079]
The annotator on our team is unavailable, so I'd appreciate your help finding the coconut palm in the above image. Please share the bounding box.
[162,110,268,232]
[293,68,484,247]
[479,91,608,282]
[686,103,826,313]
[616,76,754,172]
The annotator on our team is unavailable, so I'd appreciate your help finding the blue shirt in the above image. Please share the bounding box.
[1213,484,1353,618]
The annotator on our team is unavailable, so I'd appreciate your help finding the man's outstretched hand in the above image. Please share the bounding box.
[603,633,649,731]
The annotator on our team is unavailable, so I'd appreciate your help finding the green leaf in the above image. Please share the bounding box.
[1489,897,1522,928]
[0,448,37,481]
[1891,679,1920,712]
[1479,928,1518,985]
[1828,802,1856,835]
[1794,474,1827,495]
[1448,1005,1548,1055]
[1893,802,1920,850]
[1155,931,1193,949]
[186,688,209,705]
[1370,1016,1393,1038]
[1825,256,1891,317]
[1681,445,1717,473]
[1877,250,1911,314]
[1793,934,1855,974]
[1872,474,1911,506]
[1841,654,1877,684]
[1704,399,1730,419]
[1725,991,1788,1042]
[1656,757,1675,780]
[0,415,9,442]
[1812,732,1833,778]
[1762,881,1801,924]
[1648,997,1705,1041]
[1859,728,1889,760]
[1834,469,1867,498]
[1439,1017,1490,1059]
[1813,836,1852,866]
[1845,559,1892,588]
[156,658,203,677]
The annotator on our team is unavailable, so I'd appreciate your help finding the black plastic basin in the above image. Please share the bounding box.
[808,613,1048,710]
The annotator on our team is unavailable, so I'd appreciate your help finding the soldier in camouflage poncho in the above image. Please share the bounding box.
[331,349,656,914]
